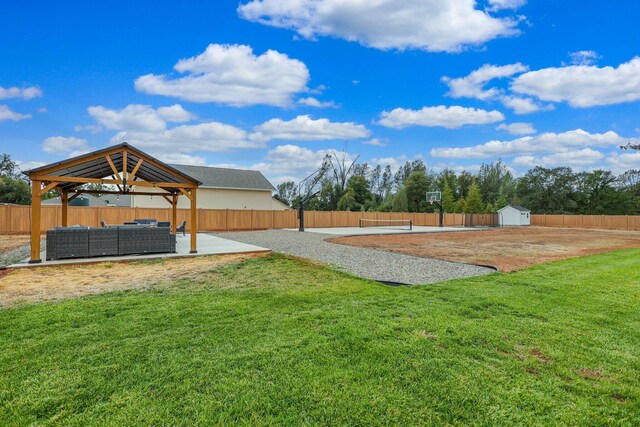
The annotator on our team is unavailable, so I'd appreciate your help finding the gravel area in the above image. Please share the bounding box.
[0,240,43,268]
[212,230,493,285]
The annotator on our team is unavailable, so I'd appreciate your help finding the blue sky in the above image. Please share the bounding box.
[1,0,639,184]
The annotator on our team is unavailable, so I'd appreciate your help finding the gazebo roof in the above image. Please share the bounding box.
[24,142,202,191]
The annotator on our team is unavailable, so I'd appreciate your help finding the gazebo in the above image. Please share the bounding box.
[24,142,201,263]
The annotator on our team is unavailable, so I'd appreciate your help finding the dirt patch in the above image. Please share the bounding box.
[0,235,30,253]
[327,227,640,272]
[0,253,268,307]
[578,368,607,381]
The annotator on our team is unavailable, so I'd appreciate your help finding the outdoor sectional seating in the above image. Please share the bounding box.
[46,226,176,260]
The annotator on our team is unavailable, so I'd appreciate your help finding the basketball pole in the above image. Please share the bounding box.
[433,200,444,227]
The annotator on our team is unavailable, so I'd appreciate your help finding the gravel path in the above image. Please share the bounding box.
[212,230,493,285]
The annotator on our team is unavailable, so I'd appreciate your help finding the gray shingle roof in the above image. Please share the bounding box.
[500,205,530,212]
[169,164,275,192]
[42,194,132,207]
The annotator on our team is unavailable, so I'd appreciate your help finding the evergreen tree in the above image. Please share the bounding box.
[495,193,508,210]
[454,198,467,213]
[392,188,408,212]
[484,202,495,214]
[441,182,455,213]
[465,182,484,213]
[405,171,429,212]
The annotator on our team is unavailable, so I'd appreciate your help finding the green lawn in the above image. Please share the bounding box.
[1,250,639,426]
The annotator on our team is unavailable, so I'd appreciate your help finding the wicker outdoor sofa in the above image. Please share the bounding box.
[46,225,176,260]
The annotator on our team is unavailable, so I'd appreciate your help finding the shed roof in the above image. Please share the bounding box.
[498,205,530,212]
[169,164,275,192]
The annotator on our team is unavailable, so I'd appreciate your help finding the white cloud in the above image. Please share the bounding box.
[442,63,558,114]
[377,105,504,129]
[87,104,195,132]
[0,105,31,121]
[297,97,337,108]
[238,0,523,53]
[252,144,332,177]
[110,121,261,154]
[135,44,311,107]
[512,148,605,170]
[512,155,537,168]
[0,86,42,100]
[369,154,422,170]
[497,122,536,135]
[251,115,371,142]
[442,63,528,99]
[486,0,527,11]
[154,152,207,166]
[15,160,47,173]
[511,57,640,107]
[362,138,387,147]
[608,151,640,174]
[431,129,636,158]
[42,136,92,157]
[568,50,600,66]
[500,95,550,114]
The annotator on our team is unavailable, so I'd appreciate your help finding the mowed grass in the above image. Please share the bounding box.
[1,250,639,426]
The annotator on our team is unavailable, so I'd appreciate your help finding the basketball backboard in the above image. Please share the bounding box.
[426,191,441,204]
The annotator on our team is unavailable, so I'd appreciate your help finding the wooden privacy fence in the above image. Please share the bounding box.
[0,205,470,234]
[531,214,640,230]
[1,205,638,234]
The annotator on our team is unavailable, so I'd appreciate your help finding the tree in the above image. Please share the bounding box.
[275,181,298,207]
[477,160,515,204]
[575,170,623,214]
[495,193,508,210]
[392,188,408,212]
[441,182,455,213]
[0,177,31,204]
[465,182,484,213]
[0,154,19,179]
[337,189,358,211]
[0,153,30,205]
[454,198,467,213]
[516,167,578,213]
[345,175,372,207]
[404,171,429,212]
[457,171,474,200]
[484,202,495,214]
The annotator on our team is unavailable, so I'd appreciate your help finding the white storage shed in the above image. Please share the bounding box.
[498,205,531,226]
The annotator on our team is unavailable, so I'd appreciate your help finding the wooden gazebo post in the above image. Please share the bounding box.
[171,193,178,235]
[190,188,197,253]
[30,180,42,263]
[61,188,68,227]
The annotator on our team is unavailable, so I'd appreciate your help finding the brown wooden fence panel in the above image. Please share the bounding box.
[629,216,640,230]
[332,211,350,227]
[444,213,464,226]
[0,205,7,233]
[273,210,297,229]
[226,210,252,230]
[198,209,227,231]
[251,210,274,230]
[311,211,332,228]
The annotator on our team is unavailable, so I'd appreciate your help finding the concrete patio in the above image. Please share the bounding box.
[8,233,269,268]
